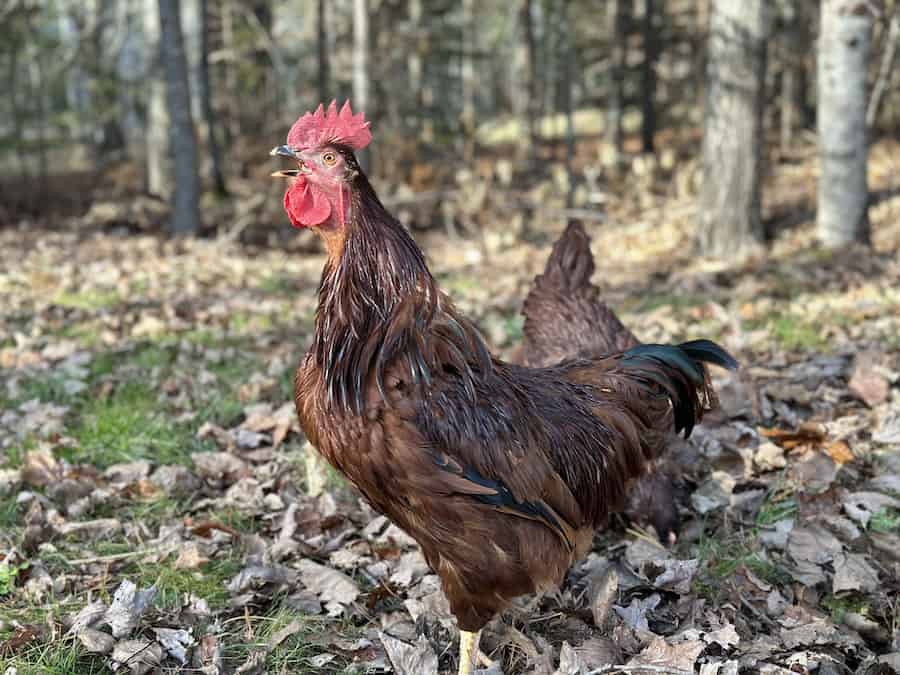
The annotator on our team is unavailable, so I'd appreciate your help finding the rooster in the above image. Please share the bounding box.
[271,101,737,675]
[520,221,682,543]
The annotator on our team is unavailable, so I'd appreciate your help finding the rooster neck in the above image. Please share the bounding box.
[309,175,439,414]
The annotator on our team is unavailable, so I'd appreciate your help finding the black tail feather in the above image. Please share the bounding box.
[621,340,738,438]
[679,339,740,372]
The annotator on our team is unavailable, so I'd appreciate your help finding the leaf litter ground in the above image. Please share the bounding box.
[2,149,900,674]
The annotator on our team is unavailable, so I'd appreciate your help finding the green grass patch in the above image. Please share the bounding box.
[743,312,828,352]
[500,313,524,346]
[53,320,103,348]
[623,291,709,315]
[695,528,791,602]
[769,315,827,351]
[229,311,275,334]
[52,289,121,312]
[0,560,23,595]
[66,381,193,468]
[756,482,797,527]
[135,556,243,610]
[822,593,871,623]
[257,271,298,296]
[436,271,481,297]
[3,437,39,469]
[222,610,355,674]
[5,372,82,408]
[0,493,20,531]
[869,507,900,534]
[0,638,105,675]
[205,506,259,534]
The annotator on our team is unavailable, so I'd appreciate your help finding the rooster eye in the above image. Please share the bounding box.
[322,151,337,166]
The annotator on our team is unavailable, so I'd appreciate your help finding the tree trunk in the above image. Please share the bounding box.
[640,0,659,153]
[606,0,629,162]
[522,0,539,160]
[867,8,898,129]
[698,0,768,257]
[461,0,476,162]
[145,0,172,199]
[353,0,370,172]
[181,0,203,122]
[200,0,227,195]
[317,0,330,102]
[780,1,810,153]
[817,0,874,247]
[159,0,201,235]
[561,2,576,208]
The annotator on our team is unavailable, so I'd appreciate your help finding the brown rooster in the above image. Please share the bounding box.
[271,101,738,675]
[520,221,682,543]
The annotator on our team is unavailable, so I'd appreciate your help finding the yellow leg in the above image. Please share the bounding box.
[458,629,480,675]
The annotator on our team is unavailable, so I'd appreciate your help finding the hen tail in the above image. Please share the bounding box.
[538,220,595,293]
[620,339,738,438]
[521,221,638,367]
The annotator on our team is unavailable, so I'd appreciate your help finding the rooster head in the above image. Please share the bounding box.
[271,100,372,229]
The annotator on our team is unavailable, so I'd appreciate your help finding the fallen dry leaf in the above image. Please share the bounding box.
[110,638,163,675]
[626,636,704,673]
[614,594,661,632]
[297,559,360,616]
[825,441,854,465]
[379,632,438,675]
[843,491,900,528]
[832,552,880,594]
[103,580,158,639]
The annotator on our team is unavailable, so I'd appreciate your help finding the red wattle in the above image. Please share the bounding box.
[284,178,332,228]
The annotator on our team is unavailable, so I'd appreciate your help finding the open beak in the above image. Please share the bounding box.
[270,145,307,178]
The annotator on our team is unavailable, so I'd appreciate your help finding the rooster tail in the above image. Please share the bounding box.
[620,340,738,438]
[539,220,595,293]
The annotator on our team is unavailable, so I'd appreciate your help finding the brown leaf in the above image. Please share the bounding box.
[588,564,619,629]
[174,541,208,569]
[626,637,704,673]
[0,625,44,656]
[759,422,827,450]
[825,441,854,465]
[21,449,61,487]
[848,351,891,407]
[188,519,241,539]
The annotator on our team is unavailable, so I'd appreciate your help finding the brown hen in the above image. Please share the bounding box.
[520,220,683,543]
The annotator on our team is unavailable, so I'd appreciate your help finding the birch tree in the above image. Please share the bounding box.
[353,0,370,171]
[697,0,768,257]
[816,0,875,247]
[145,0,171,199]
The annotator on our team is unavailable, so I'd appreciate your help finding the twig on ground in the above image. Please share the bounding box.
[737,590,779,630]
[67,550,154,565]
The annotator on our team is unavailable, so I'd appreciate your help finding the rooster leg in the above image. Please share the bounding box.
[458,629,480,675]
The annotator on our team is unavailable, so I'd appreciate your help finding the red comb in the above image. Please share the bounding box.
[286,100,372,152]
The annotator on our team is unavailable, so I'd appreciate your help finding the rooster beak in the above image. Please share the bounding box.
[270,145,305,178]
[270,145,299,160]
